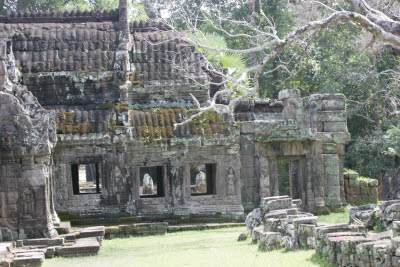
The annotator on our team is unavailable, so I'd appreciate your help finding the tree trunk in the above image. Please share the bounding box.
[17,0,24,11]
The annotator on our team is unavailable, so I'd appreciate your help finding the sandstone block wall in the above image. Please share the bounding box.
[344,171,378,205]
[0,42,58,240]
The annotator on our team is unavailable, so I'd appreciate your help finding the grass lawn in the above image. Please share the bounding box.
[317,208,349,225]
[43,227,333,267]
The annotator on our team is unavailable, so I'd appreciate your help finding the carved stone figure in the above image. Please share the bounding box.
[195,171,207,193]
[226,167,236,195]
[142,173,154,194]
[22,188,34,218]
[278,89,303,120]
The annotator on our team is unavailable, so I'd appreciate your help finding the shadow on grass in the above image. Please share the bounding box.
[307,253,335,267]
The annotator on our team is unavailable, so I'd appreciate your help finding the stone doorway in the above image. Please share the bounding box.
[260,157,306,209]
[276,160,303,201]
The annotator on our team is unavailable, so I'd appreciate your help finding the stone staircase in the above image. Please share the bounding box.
[0,226,105,266]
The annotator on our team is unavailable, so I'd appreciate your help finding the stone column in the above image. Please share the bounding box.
[259,156,270,199]
[322,154,341,208]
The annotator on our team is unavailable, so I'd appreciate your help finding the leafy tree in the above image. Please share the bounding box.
[1,0,148,20]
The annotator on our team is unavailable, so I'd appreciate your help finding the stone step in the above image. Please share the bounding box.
[105,222,168,239]
[12,252,44,267]
[55,237,100,258]
[14,248,56,259]
[78,226,105,239]
[63,233,77,243]
[55,222,71,235]
[22,238,64,247]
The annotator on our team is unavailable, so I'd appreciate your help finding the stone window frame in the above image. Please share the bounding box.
[70,163,102,195]
[188,162,217,196]
[136,165,167,199]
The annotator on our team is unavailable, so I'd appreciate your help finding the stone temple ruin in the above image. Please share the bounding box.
[0,0,355,243]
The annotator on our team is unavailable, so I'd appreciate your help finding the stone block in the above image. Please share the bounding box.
[324,122,347,132]
[252,226,263,243]
[394,221,400,237]
[278,89,300,100]
[45,247,55,258]
[63,234,77,243]
[264,198,293,212]
[347,172,359,180]
[104,226,119,239]
[130,223,168,236]
[297,224,315,248]
[245,208,263,229]
[55,222,70,235]
[392,237,400,250]
[321,99,345,111]
[292,199,302,208]
[258,232,282,251]
[323,154,339,175]
[55,238,100,257]
[11,255,44,267]
[326,174,340,186]
[332,132,351,144]
[316,111,347,122]
[322,143,337,154]
[23,238,64,247]
[264,210,288,219]
[292,216,318,227]
[260,196,289,207]
[79,227,105,239]
[263,219,280,232]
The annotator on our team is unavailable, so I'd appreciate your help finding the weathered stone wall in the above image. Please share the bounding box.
[238,90,350,213]
[52,132,244,221]
[344,171,378,205]
[0,42,58,240]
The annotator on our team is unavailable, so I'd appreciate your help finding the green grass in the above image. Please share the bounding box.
[317,209,349,225]
[44,227,331,267]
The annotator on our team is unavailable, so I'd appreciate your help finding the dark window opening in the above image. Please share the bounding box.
[190,163,216,196]
[71,164,101,195]
[139,166,164,198]
[277,161,290,196]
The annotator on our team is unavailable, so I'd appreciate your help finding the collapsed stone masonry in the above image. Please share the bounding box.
[0,1,351,240]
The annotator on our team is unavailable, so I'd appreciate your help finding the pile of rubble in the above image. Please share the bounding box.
[241,197,400,266]
[0,226,104,266]
[314,223,395,266]
[349,199,400,230]
[240,196,318,251]
[316,199,400,266]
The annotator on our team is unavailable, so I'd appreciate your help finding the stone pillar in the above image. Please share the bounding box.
[119,0,129,33]
[322,154,341,208]
[259,157,270,199]
[267,159,279,196]
[240,134,259,211]
[309,93,351,211]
